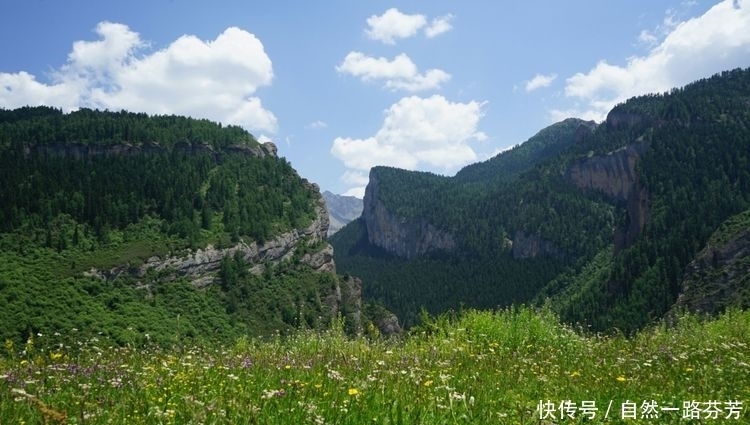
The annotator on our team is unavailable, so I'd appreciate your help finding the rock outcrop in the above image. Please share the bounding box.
[566,140,650,250]
[88,187,334,287]
[362,171,456,259]
[26,140,277,160]
[604,108,650,131]
[670,219,750,315]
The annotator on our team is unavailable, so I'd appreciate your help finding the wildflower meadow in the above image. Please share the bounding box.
[1,307,749,424]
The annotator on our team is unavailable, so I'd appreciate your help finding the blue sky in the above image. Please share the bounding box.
[1,1,749,197]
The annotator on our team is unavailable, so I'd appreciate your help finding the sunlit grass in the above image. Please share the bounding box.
[1,307,748,424]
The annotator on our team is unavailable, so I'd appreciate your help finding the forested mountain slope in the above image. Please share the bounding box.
[331,68,750,331]
[0,107,371,346]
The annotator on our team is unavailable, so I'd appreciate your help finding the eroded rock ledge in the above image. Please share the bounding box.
[362,171,456,259]
[566,140,650,250]
[87,198,334,287]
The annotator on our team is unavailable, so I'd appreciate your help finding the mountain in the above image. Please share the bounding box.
[0,107,399,347]
[322,191,363,236]
[669,208,750,316]
[331,68,750,331]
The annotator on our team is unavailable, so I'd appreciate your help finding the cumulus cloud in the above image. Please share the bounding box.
[331,95,486,194]
[0,71,83,111]
[342,170,371,186]
[0,21,278,133]
[365,8,427,44]
[557,0,750,122]
[425,14,454,38]
[365,8,453,43]
[525,73,557,92]
[343,187,367,199]
[336,51,450,92]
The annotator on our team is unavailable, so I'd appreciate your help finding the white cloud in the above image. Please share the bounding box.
[257,134,274,145]
[342,170,371,187]
[307,120,328,129]
[343,187,367,199]
[425,14,454,38]
[559,0,750,122]
[331,94,486,192]
[336,51,450,92]
[525,73,557,92]
[0,22,278,133]
[637,29,659,47]
[364,8,453,43]
[0,71,82,111]
[365,8,427,44]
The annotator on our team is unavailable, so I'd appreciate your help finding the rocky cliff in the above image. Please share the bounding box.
[670,211,750,315]
[26,140,279,159]
[89,187,334,287]
[566,140,650,249]
[362,171,456,259]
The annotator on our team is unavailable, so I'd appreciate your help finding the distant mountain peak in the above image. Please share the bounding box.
[322,191,363,236]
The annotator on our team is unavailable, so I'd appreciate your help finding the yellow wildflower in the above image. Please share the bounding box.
[348,388,359,396]
[616,376,627,382]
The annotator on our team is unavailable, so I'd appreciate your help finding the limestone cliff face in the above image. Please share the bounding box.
[156,193,330,285]
[88,185,334,287]
[26,140,278,159]
[82,181,376,330]
[566,140,650,249]
[362,171,456,259]
[670,225,750,315]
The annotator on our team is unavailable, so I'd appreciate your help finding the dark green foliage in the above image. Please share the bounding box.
[0,107,316,243]
[454,117,595,184]
[332,119,612,326]
[334,68,750,333]
[0,108,337,348]
[0,106,253,149]
[216,254,342,336]
[552,68,750,333]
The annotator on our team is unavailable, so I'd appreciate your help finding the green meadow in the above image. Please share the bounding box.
[1,307,748,424]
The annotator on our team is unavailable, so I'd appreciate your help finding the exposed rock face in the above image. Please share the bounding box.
[147,198,332,284]
[27,140,277,160]
[89,191,334,287]
[512,230,560,260]
[605,108,650,131]
[362,171,456,259]
[322,191,363,236]
[375,312,402,336]
[671,227,750,315]
[566,140,650,250]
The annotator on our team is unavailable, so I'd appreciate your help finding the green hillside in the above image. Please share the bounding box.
[0,107,359,347]
[332,68,750,332]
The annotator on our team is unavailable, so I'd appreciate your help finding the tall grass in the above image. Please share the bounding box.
[1,307,748,424]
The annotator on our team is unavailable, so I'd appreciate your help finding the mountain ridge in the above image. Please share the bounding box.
[0,107,400,346]
[332,67,750,331]
[322,191,363,236]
